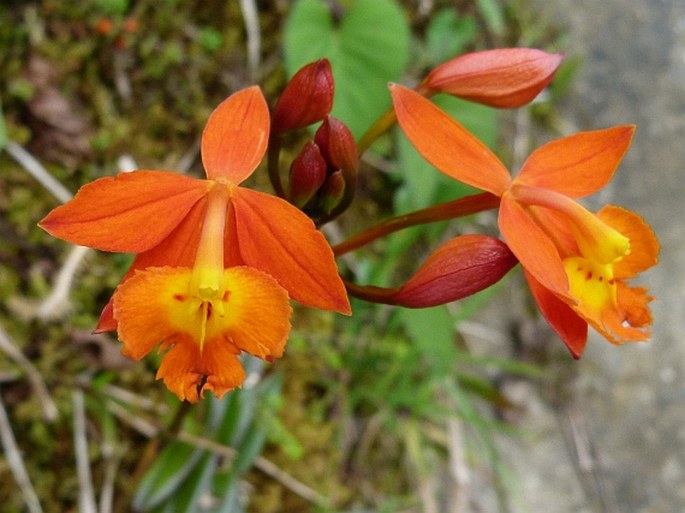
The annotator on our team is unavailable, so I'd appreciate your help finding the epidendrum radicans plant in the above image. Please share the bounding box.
[40,48,659,404]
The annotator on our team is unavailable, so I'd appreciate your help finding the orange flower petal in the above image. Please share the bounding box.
[39,171,209,252]
[211,266,292,359]
[113,267,191,360]
[196,338,247,400]
[597,205,659,279]
[498,194,570,298]
[597,307,650,344]
[524,270,588,358]
[390,84,511,196]
[156,337,246,402]
[113,265,291,401]
[516,126,635,198]
[392,235,518,308]
[425,48,563,108]
[155,337,207,403]
[114,266,291,358]
[201,86,270,183]
[615,282,653,329]
[564,269,653,345]
[231,188,351,314]
[95,196,209,333]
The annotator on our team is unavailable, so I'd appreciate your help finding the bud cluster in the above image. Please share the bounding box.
[271,58,358,221]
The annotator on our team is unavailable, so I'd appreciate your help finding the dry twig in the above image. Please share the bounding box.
[239,0,261,79]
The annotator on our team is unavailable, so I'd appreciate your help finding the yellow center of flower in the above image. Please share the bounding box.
[563,256,617,316]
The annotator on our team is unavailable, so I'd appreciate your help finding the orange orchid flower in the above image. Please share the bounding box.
[40,86,350,401]
[391,84,659,357]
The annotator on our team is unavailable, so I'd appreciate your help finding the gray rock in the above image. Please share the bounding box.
[466,1,685,511]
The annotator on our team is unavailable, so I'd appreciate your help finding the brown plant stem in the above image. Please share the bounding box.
[332,192,500,256]
[344,278,400,304]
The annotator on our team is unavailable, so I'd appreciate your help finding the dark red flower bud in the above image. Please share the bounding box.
[319,170,346,214]
[314,116,358,179]
[392,235,518,308]
[424,48,563,108]
[272,59,334,133]
[288,141,328,207]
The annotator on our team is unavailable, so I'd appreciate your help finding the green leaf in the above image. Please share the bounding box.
[425,9,477,65]
[168,454,218,513]
[133,441,203,510]
[285,0,410,138]
[397,305,458,376]
[476,0,505,36]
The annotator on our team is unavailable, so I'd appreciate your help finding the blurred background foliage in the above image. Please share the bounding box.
[0,0,574,511]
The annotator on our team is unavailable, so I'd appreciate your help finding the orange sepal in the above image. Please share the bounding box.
[498,194,570,299]
[597,205,659,279]
[201,86,270,183]
[516,126,635,198]
[94,196,209,333]
[231,188,351,314]
[524,270,588,358]
[425,48,563,108]
[391,84,511,196]
[39,171,209,253]
[392,235,518,308]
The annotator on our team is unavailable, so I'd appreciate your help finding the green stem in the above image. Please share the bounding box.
[332,192,500,256]
[356,107,397,156]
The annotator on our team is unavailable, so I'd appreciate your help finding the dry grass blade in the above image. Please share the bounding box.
[73,389,99,513]
[0,391,44,513]
[4,140,73,203]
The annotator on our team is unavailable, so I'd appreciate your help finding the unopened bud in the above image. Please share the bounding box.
[319,170,346,214]
[288,141,327,208]
[392,235,518,307]
[424,48,563,108]
[314,116,358,179]
[272,59,334,133]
